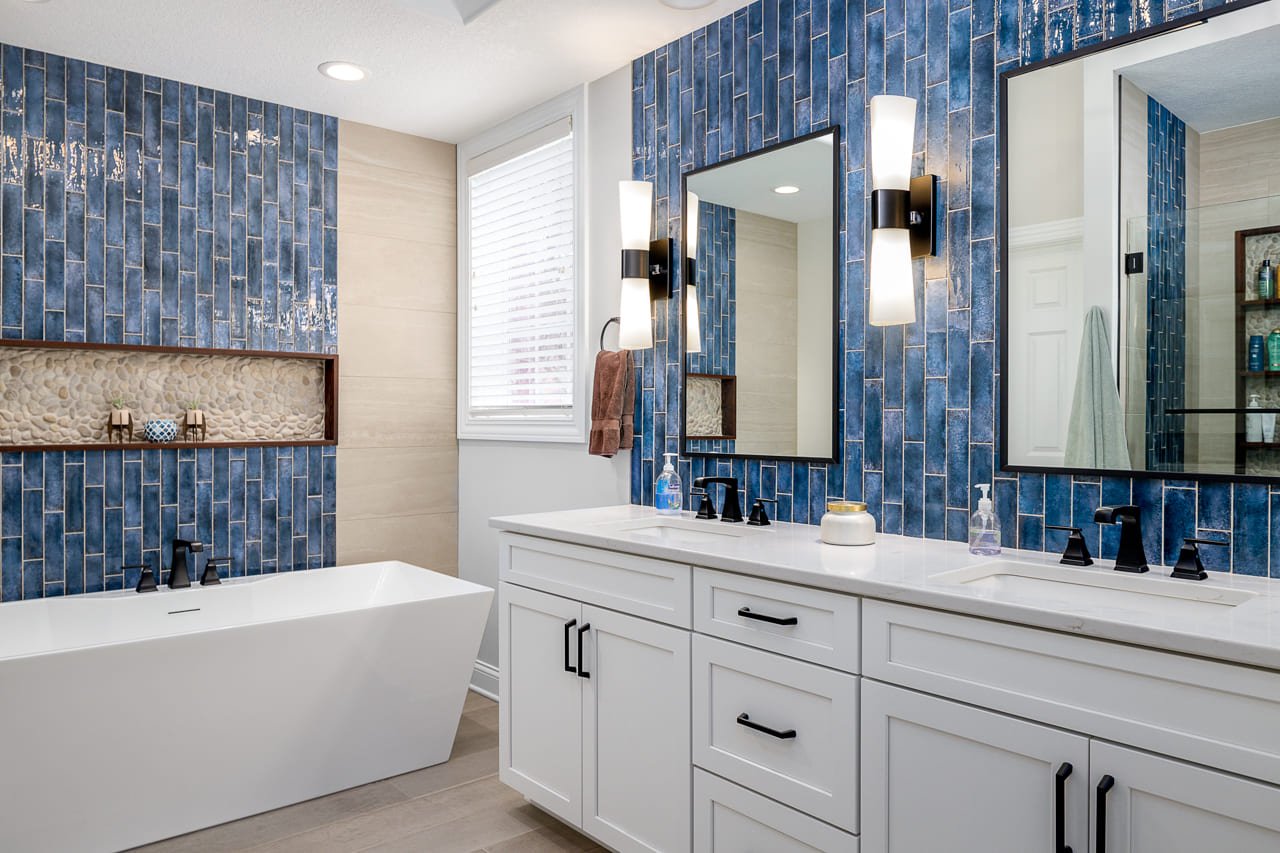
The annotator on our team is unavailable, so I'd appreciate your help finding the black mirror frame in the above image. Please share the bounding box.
[678,126,843,464]
[997,0,1276,485]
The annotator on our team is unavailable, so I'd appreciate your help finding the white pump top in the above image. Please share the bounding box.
[662,453,677,472]
[975,483,993,513]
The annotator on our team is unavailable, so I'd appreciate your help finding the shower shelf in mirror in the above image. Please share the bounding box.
[1239,298,1280,311]
[1234,224,1280,471]
[0,339,338,452]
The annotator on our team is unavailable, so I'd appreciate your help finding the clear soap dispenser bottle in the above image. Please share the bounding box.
[655,453,683,515]
[969,484,1001,555]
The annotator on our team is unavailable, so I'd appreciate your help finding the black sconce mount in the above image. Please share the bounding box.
[621,238,675,301]
[871,174,939,258]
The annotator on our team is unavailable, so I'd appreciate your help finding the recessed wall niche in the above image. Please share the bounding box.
[0,340,337,450]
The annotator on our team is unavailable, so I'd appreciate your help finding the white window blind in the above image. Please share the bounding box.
[466,122,576,422]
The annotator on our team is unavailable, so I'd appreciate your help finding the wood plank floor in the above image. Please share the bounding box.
[132,693,602,853]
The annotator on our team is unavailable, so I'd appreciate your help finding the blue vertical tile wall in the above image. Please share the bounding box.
[1145,96,1186,471]
[686,200,736,454]
[0,44,338,600]
[630,0,1276,576]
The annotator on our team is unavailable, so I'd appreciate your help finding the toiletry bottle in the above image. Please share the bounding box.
[968,484,1001,556]
[1261,260,1276,300]
[1264,404,1277,445]
[1248,394,1264,443]
[1250,335,1266,372]
[655,453,683,515]
[1268,329,1280,371]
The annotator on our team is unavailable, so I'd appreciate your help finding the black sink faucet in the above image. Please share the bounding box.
[169,539,204,589]
[1093,506,1148,573]
[692,476,743,523]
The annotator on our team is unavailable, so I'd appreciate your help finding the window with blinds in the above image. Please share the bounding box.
[465,119,576,427]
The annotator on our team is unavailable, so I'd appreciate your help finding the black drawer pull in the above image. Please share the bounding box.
[1096,775,1115,853]
[736,712,796,739]
[737,606,798,626]
[1055,762,1073,853]
[563,619,577,674]
[577,623,591,679]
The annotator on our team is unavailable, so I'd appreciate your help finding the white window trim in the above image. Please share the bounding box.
[457,86,588,442]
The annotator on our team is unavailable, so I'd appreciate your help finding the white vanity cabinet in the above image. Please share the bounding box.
[498,535,693,853]
[861,680,1089,853]
[495,521,1280,853]
[1090,742,1280,853]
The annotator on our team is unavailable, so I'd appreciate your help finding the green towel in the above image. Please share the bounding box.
[1064,307,1132,469]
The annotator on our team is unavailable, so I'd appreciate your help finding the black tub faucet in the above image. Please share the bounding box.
[692,476,743,523]
[1094,506,1148,573]
[169,539,204,589]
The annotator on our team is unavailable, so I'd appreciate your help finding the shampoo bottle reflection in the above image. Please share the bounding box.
[1248,394,1263,443]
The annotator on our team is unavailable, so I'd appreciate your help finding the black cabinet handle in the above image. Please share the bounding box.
[737,606,799,626]
[1055,762,1073,853]
[736,712,796,739]
[1096,775,1115,853]
[563,618,577,674]
[577,623,590,679]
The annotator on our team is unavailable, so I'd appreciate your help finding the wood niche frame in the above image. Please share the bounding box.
[0,339,338,452]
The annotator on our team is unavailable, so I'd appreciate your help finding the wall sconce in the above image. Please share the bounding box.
[684,190,702,354]
[868,94,938,327]
[618,180,674,350]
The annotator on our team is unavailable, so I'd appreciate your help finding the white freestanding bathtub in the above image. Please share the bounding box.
[0,561,493,853]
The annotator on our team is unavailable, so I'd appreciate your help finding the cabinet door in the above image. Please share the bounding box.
[498,583,583,828]
[1091,741,1280,853]
[581,604,692,853]
[861,680,1089,853]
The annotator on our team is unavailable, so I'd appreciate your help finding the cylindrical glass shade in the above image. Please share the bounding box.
[685,282,701,353]
[619,277,654,349]
[686,191,700,259]
[868,228,915,326]
[869,95,916,191]
[619,181,654,251]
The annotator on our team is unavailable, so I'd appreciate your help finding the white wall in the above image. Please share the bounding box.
[458,66,633,694]
[796,216,833,457]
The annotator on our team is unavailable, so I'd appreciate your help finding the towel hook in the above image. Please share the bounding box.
[599,316,621,351]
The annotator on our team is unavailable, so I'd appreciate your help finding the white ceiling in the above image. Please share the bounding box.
[1120,23,1280,133]
[3,0,744,142]
[686,135,836,223]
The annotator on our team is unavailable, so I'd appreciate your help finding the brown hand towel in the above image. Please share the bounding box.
[589,349,635,457]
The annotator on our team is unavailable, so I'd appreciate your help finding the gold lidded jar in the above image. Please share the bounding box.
[820,500,876,546]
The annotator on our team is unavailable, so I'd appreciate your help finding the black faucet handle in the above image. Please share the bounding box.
[1045,525,1093,567]
[691,489,717,520]
[748,498,777,526]
[1171,538,1227,581]
[201,556,232,586]
[126,558,158,593]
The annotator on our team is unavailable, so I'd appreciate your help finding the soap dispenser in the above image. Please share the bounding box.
[655,453,683,515]
[969,484,1001,556]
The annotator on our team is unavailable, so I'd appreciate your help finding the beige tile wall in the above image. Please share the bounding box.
[337,120,459,574]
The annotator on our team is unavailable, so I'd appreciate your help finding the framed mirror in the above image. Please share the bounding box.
[680,128,840,462]
[1000,0,1280,481]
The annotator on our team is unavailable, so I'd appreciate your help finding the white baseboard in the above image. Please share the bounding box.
[470,659,499,702]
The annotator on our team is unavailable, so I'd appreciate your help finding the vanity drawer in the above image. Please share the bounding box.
[694,769,859,852]
[693,634,859,831]
[694,568,860,672]
[863,600,1280,786]
[499,533,691,628]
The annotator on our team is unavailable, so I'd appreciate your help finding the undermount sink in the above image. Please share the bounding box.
[933,561,1257,617]
[597,517,760,546]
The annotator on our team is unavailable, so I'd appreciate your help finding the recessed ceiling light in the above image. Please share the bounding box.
[659,0,716,8]
[773,185,800,195]
[318,61,367,82]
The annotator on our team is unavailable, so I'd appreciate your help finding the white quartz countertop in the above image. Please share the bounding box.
[491,504,1280,672]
